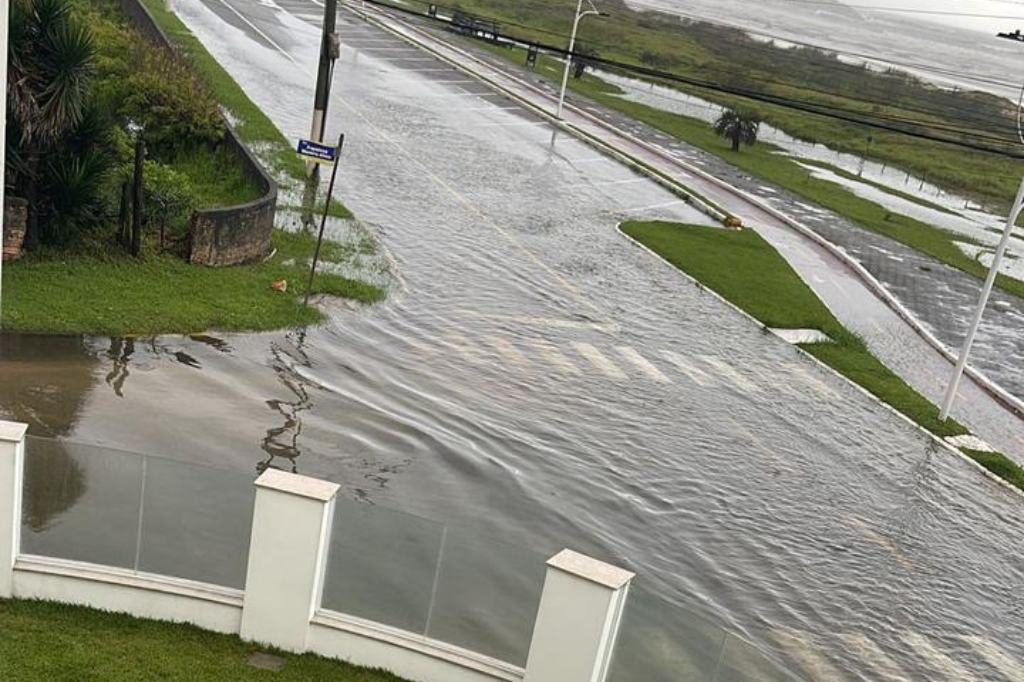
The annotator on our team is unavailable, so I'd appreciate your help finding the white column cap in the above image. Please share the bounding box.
[254,469,340,502]
[548,549,635,590]
[0,421,27,443]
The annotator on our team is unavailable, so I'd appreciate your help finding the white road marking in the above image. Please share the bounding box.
[441,333,490,367]
[963,636,1024,682]
[573,342,628,380]
[484,336,531,371]
[902,631,980,681]
[529,340,581,375]
[839,632,912,681]
[621,200,687,213]
[616,346,670,383]
[783,361,844,401]
[660,350,714,386]
[773,629,849,682]
[699,355,760,393]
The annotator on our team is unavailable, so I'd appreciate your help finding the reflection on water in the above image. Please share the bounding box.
[258,331,314,475]
[0,334,98,437]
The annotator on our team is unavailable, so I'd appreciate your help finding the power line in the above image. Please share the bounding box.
[358,0,1024,157]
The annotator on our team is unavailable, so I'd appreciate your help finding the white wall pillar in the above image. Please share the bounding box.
[239,469,339,651]
[524,549,635,682]
[0,420,27,598]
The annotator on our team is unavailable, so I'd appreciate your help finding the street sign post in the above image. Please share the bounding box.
[297,138,339,166]
[303,133,345,307]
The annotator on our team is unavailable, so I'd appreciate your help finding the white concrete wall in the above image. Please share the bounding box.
[0,421,26,597]
[308,612,522,682]
[13,555,243,634]
[0,420,634,682]
[524,550,634,682]
[239,469,338,651]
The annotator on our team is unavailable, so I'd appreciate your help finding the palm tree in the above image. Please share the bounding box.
[7,0,97,247]
[714,109,760,152]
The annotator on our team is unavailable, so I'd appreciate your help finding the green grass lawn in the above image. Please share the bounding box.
[0,598,408,682]
[137,0,312,189]
[1,230,384,335]
[620,221,1024,493]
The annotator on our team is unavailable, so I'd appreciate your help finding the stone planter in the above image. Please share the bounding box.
[2,197,28,262]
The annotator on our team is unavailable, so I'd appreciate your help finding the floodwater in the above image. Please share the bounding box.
[3,1,1024,680]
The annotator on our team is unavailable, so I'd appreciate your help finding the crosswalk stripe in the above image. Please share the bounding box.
[616,346,670,383]
[660,350,714,386]
[783,361,844,401]
[698,355,761,393]
[963,636,1024,681]
[902,631,980,681]
[441,333,491,367]
[572,342,627,380]
[773,628,849,682]
[839,632,912,681]
[484,336,531,370]
[528,340,581,374]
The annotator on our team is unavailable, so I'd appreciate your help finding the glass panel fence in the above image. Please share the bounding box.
[424,531,546,666]
[21,436,255,590]
[21,437,143,569]
[322,500,547,666]
[322,498,446,634]
[609,585,806,682]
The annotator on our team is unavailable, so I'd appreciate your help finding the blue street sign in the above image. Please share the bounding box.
[297,139,338,165]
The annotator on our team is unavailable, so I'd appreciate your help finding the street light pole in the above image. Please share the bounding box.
[939,175,1024,421]
[555,0,603,120]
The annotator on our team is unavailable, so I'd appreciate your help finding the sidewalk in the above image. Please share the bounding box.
[346,2,1024,464]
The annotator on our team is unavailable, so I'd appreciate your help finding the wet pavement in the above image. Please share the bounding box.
[4,1,1024,681]
[376,8,1024,463]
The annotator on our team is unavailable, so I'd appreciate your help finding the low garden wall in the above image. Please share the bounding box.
[120,0,278,267]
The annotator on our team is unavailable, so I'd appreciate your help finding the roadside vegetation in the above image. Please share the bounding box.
[0,598,408,682]
[461,37,1024,303]
[622,220,1024,493]
[2,229,382,335]
[429,0,1022,209]
[2,0,369,335]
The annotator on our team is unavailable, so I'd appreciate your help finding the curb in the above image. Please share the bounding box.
[616,223,1024,502]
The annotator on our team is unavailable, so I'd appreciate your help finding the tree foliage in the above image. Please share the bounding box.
[714,109,761,152]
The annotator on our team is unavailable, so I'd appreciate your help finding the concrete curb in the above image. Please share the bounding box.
[616,223,1024,502]
[349,2,1024,422]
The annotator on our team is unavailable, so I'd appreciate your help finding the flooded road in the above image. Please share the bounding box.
[3,1,1024,680]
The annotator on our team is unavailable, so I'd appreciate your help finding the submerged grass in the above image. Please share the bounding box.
[2,229,384,336]
[0,598,408,682]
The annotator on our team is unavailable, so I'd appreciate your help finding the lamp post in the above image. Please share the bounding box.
[939,176,1024,421]
[555,0,605,120]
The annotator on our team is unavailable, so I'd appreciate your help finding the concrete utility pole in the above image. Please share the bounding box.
[0,0,9,329]
[309,0,340,172]
[555,0,606,120]
[940,176,1024,421]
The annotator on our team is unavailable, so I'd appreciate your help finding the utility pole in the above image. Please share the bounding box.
[940,176,1024,421]
[309,0,340,175]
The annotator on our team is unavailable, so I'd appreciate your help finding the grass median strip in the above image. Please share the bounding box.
[0,598,408,682]
[2,230,384,336]
[620,220,1024,492]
